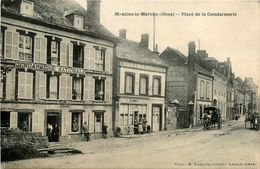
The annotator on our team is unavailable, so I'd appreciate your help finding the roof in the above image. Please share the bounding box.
[117,39,168,67]
[159,47,187,66]
[1,0,117,41]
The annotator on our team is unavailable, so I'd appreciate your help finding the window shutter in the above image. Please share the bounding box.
[59,75,67,100]
[67,75,72,100]
[60,41,67,66]
[84,45,90,69]
[89,76,94,100]
[18,72,26,98]
[26,72,33,99]
[40,38,47,63]
[89,47,95,70]
[68,43,73,67]
[39,73,46,99]
[84,77,89,101]
[105,49,112,73]
[34,36,41,63]
[32,112,39,132]
[12,32,19,60]
[5,31,13,59]
[135,74,139,95]
[105,77,112,101]
[66,111,71,133]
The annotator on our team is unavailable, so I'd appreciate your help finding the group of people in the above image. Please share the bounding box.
[47,123,59,142]
[134,118,149,134]
[81,122,109,141]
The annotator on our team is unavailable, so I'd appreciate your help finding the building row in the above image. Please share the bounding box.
[0,0,258,142]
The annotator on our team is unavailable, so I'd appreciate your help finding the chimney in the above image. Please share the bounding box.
[86,0,101,22]
[188,41,196,56]
[119,29,126,39]
[140,33,149,48]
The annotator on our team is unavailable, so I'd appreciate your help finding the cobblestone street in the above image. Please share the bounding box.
[2,118,260,169]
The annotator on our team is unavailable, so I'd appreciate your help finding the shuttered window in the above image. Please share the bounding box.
[72,77,83,100]
[60,41,67,66]
[19,34,33,62]
[140,75,148,95]
[125,73,134,94]
[95,49,105,71]
[59,75,72,100]
[47,75,58,99]
[18,72,33,99]
[34,36,47,63]
[4,30,19,59]
[84,76,95,101]
[153,77,161,95]
[105,48,112,73]
[38,73,46,99]
[105,77,112,101]
[94,79,105,101]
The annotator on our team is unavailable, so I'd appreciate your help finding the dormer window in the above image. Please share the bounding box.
[20,0,34,17]
[74,15,84,30]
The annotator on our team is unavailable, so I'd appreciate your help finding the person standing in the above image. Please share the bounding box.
[81,122,90,142]
[102,123,108,139]
[138,120,143,134]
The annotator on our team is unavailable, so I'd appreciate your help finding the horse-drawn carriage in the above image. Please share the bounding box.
[245,112,259,131]
[202,106,222,130]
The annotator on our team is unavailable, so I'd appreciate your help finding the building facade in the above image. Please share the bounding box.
[160,42,214,127]
[0,0,117,142]
[115,30,167,134]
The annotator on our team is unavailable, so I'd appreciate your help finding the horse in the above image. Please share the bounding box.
[245,113,255,129]
[210,111,221,129]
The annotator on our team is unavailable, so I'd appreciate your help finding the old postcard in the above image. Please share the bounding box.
[0,0,259,169]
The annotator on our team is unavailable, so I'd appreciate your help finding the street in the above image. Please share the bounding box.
[2,118,260,169]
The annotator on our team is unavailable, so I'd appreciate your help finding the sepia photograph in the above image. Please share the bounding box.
[0,0,259,168]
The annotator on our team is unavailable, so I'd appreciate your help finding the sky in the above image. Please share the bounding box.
[77,0,260,87]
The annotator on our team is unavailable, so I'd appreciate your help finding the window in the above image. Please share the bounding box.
[47,75,58,99]
[74,15,84,30]
[18,112,32,132]
[153,77,161,95]
[206,82,211,100]
[95,49,105,71]
[47,40,59,65]
[73,44,84,68]
[18,71,33,99]
[140,75,148,95]
[95,79,105,101]
[0,29,4,57]
[72,77,83,100]
[71,112,82,132]
[200,81,205,99]
[20,1,34,17]
[19,34,32,62]
[1,111,10,128]
[125,73,134,94]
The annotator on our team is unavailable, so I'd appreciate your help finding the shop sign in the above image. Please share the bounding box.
[129,98,138,103]
[15,61,85,74]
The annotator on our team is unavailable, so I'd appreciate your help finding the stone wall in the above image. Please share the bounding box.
[1,128,48,149]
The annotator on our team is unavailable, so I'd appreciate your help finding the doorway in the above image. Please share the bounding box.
[94,112,104,133]
[152,105,162,132]
[46,112,61,142]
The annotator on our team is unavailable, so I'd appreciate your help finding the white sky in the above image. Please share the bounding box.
[77,0,260,87]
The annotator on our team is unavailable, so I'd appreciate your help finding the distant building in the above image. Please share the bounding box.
[115,29,167,134]
[160,42,214,127]
[0,0,117,142]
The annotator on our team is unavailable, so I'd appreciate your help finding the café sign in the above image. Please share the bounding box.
[15,61,86,74]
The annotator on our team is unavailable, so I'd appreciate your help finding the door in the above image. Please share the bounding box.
[94,112,103,132]
[152,105,162,132]
[46,112,61,142]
